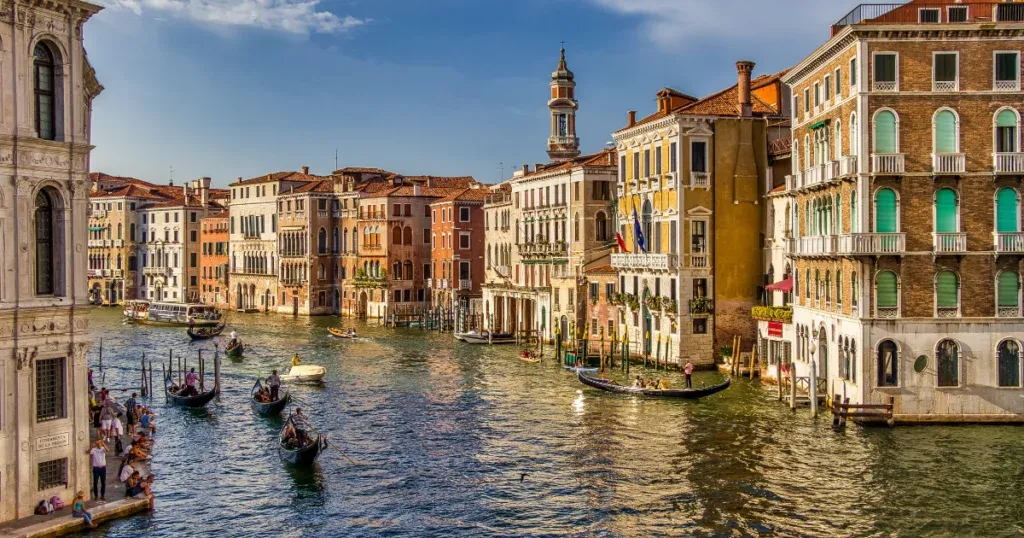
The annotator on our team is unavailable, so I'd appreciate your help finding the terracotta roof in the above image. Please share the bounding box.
[331,167,395,176]
[403,175,478,189]
[230,170,324,186]
[432,188,493,204]
[586,264,616,275]
[281,179,338,195]
[519,149,617,179]
[142,194,209,209]
[657,87,698,102]
[363,185,464,199]
[89,184,168,200]
[769,184,786,193]
[203,210,229,219]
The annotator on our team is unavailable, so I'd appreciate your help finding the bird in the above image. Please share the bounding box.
[519,473,528,482]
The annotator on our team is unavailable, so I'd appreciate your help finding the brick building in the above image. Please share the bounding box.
[277,178,342,315]
[783,0,1024,421]
[429,187,490,310]
[199,211,230,308]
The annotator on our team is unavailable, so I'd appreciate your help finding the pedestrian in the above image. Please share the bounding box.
[266,370,281,401]
[87,440,108,501]
[125,392,138,436]
[684,360,694,388]
[118,457,134,483]
[87,369,95,391]
[140,408,155,434]
[71,492,97,529]
[99,402,114,441]
[112,413,124,453]
[184,368,198,397]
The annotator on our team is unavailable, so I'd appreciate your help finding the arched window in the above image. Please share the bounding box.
[851,194,858,233]
[934,188,958,233]
[835,193,842,234]
[343,228,349,252]
[515,219,520,244]
[995,108,1020,153]
[803,134,810,170]
[403,226,413,246]
[595,212,608,242]
[874,109,897,154]
[332,227,339,253]
[936,339,960,387]
[792,139,799,174]
[34,42,56,141]
[393,261,402,280]
[117,223,123,239]
[935,269,959,316]
[824,271,831,303]
[35,189,58,295]
[877,339,898,386]
[814,269,821,300]
[852,270,858,308]
[404,261,413,281]
[849,340,857,384]
[836,270,843,305]
[875,270,899,316]
[317,227,327,254]
[933,109,958,154]
[805,268,811,299]
[874,188,898,233]
[996,187,1020,235]
[998,270,1021,316]
[997,339,1021,387]
[573,213,580,242]
[487,245,491,267]
[849,112,858,156]
[834,121,843,159]
[392,225,402,245]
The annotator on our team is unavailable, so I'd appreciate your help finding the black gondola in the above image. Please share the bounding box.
[251,379,290,415]
[164,377,217,408]
[278,415,324,466]
[225,341,244,358]
[577,371,731,399]
[187,323,226,341]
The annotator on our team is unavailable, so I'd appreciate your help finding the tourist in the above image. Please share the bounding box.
[118,457,134,483]
[99,402,114,441]
[124,472,142,498]
[71,492,97,529]
[291,354,302,366]
[644,377,655,389]
[140,408,155,434]
[87,440,108,501]
[139,475,156,509]
[184,367,199,396]
[633,376,643,388]
[684,361,694,388]
[228,330,239,347]
[125,392,138,436]
[88,369,95,391]
[267,370,281,401]
[111,413,124,453]
[658,379,670,390]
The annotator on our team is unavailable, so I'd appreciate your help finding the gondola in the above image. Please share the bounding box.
[279,415,325,466]
[327,327,356,339]
[187,323,226,341]
[250,379,290,415]
[164,377,217,408]
[225,340,244,358]
[577,371,731,399]
[461,332,516,345]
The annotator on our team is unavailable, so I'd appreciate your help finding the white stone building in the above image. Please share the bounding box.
[0,0,104,520]
[137,179,214,303]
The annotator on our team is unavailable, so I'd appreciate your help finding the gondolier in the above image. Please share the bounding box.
[267,370,282,401]
[184,368,199,397]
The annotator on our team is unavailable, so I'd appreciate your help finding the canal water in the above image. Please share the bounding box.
[78,309,1024,537]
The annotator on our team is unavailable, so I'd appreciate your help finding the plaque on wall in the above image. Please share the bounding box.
[35,433,70,451]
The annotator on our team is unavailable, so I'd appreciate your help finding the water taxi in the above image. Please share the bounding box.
[123,300,221,327]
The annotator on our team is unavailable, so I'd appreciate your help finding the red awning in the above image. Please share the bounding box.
[766,277,793,293]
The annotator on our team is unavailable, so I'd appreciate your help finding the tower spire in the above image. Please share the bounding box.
[547,45,580,162]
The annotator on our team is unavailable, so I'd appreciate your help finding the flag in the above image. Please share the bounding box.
[632,208,646,253]
[615,231,629,253]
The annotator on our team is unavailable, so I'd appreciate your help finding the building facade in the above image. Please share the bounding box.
[429,188,490,311]
[199,211,230,308]
[277,179,342,315]
[783,0,1024,421]
[0,0,104,519]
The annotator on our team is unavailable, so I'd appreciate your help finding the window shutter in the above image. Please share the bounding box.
[875,111,897,153]
[936,270,958,308]
[875,188,897,233]
[934,110,956,153]
[935,188,958,233]
[997,109,1017,128]
[998,271,1020,307]
[997,53,1018,81]
[997,188,1019,233]
[876,271,898,308]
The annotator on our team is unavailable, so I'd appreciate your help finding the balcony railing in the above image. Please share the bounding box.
[936,306,960,318]
[280,250,307,258]
[790,235,838,257]
[518,241,568,256]
[995,232,1024,253]
[143,266,168,276]
[690,253,708,268]
[998,306,1021,318]
[872,154,905,174]
[933,232,967,254]
[88,239,107,248]
[995,79,1021,92]
[994,153,1024,174]
[837,233,905,255]
[839,155,857,177]
[933,79,958,92]
[835,3,1024,31]
[876,306,899,319]
[873,81,897,92]
[690,171,710,188]
[459,279,472,291]
[610,253,679,270]
[932,153,965,175]
[242,232,260,239]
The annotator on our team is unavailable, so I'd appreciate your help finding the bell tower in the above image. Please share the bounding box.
[547,46,580,162]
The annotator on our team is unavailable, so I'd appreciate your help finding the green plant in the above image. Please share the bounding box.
[689,297,714,314]
[751,305,792,322]
[663,298,678,314]
[719,345,733,359]
[645,295,662,311]
[623,293,640,310]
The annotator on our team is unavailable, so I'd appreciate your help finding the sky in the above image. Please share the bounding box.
[87,0,862,188]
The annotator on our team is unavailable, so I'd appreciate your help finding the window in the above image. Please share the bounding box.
[643,149,651,177]
[873,53,898,91]
[998,270,1021,316]
[948,5,968,22]
[574,182,580,201]
[318,228,327,254]
[936,339,960,387]
[34,43,56,140]
[460,207,470,222]
[190,253,197,268]
[632,152,639,180]
[459,233,470,249]
[190,230,197,242]
[595,212,608,242]
[36,357,66,422]
[995,52,1020,91]
[605,282,615,300]
[824,75,831,103]
[998,339,1021,387]
[875,270,899,315]
[996,109,1020,153]
[919,7,940,22]
[935,270,959,316]
[934,109,958,154]
[620,155,626,181]
[874,110,898,153]
[813,82,820,108]
[693,318,707,334]
[655,147,662,175]
[691,141,708,173]
[593,181,610,201]
[35,189,57,295]
[850,58,857,86]
[37,459,67,491]
[670,142,678,172]
[877,340,899,386]
[933,52,958,91]
[875,188,898,233]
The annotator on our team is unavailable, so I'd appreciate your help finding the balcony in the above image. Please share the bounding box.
[281,279,305,287]
[690,171,710,188]
[459,279,472,291]
[143,266,169,276]
[785,172,801,191]
[995,232,1024,253]
[518,241,568,256]
[995,79,1021,92]
[242,232,261,240]
[998,306,1021,318]
[835,3,1024,32]
[936,306,960,319]
[690,253,708,268]
[994,153,1024,174]
[876,307,899,319]
[873,81,897,92]
[837,233,905,255]
[610,253,679,271]
[933,232,967,254]
[87,239,106,248]
[280,250,307,259]
[838,155,857,177]
[932,153,966,175]
[318,210,328,218]
[872,154,905,174]
[664,173,677,189]
[425,278,432,288]
[790,235,838,257]
[751,305,793,323]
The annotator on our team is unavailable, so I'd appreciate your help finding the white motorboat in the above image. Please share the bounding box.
[281,364,326,384]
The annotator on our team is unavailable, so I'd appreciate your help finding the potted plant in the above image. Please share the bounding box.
[689,297,714,315]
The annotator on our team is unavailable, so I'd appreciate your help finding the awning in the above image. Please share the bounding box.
[88,226,105,231]
[808,120,830,130]
[766,277,793,292]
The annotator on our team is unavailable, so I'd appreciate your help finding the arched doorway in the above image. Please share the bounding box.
[560,315,568,343]
[292,292,299,316]
[358,291,368,319]
[236,284,242,310]
[264,289,271,312]
[817,325,828,379]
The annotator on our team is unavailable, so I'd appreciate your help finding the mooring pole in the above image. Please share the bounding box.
[198,349,204,392]
[809,360,819,417]
[214,348,221,396]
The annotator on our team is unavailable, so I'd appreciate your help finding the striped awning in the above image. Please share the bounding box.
[808,120,830,130]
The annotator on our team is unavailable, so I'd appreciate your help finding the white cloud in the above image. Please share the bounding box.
[591,0,847,48]
[100,0,369,35]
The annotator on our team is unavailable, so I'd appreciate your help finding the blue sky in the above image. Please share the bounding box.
[87,0,859,187]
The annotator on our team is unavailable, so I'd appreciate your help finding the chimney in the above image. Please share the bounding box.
[200,177,211,207]
[736,60,755,118]
[301,165,309,175]
[627,110,636,127]
[182,184,188,199]
[522,164,529,175]
[413,184,421,197]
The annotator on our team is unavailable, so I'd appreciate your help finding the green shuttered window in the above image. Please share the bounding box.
[936,270,959,308]
[875,188,897,233]
[996,110,1019,153]
[998,271,1020,307]
[876,271,898,308]
[934,110,957,153]
[935,188,958,233]
[997,187,1019,233]
[875,110,897,153]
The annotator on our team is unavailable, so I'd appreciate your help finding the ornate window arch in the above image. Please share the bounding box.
[936,338,961,387]
[934,269,960,317]
[872,108,899,154]
[874,269,899,318]
[932,107,960,154]
[33,41,63,141]
[994,106,1021,154]
[876,339,899,387]
[997,338,1021,388]
[34,186,65,296]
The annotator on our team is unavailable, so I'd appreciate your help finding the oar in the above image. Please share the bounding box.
[301,421,362,466]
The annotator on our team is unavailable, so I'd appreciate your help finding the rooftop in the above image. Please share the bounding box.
[833,1,1024,33]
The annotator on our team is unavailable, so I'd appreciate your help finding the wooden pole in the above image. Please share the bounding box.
[777,359,783,401]
[789,363,797,410]
[149,360,154,400]
[750,343,757,380]
[199,349,205,392]
[161,363,168,402]
[214,348,221,395]
[809,360,818,417]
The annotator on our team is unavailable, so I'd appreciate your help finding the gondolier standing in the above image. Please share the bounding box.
[185,368,199,396]
[684,361,694,388]
[267,370,282,401]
